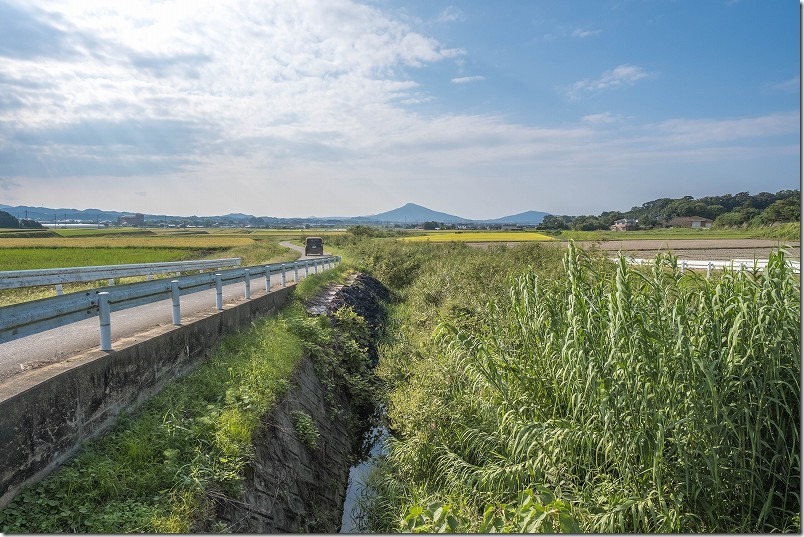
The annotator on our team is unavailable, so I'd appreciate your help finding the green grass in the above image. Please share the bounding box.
[0,310,303,532]
[0,247,196,271]
[0,266,360,533]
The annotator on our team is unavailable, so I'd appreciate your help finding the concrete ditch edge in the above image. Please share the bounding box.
[0,284,295,509]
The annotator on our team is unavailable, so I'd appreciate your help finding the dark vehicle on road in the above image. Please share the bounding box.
[304,236,324,256]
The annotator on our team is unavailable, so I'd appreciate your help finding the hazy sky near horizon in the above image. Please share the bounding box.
[0,0,799,219]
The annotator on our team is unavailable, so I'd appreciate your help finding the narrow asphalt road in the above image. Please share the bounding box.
[0,242,329,384]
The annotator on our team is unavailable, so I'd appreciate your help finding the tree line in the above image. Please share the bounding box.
[537,189,800,231]
[0,210,45,229]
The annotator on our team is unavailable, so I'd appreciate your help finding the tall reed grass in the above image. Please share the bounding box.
[366,242,800,532]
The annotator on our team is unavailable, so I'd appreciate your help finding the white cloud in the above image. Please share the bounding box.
[451,75,485,84]
[568,64,653,99]
[651,111,799,145]
[767,76,799,94]
[581,112,623,124]
[571,28,601,38]
[436,6,464,24]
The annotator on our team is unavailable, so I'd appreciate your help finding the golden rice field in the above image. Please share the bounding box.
[400,231,554,243]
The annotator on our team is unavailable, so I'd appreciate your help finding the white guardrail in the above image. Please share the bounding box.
[618,256,801,276]
[0,258,242,294]
[0,256,340,351]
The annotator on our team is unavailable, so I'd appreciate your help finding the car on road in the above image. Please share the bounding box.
[304,236,324,256]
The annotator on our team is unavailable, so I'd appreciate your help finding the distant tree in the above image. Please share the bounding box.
[537,215,568,230]
[598,211,625,228]
[571,215,604,231]
[20,219,44,229]
[714,207,761,228]
[422,221,439,230]
[759,198,801,224]
[747,191,776,210]
[0,210,19,228]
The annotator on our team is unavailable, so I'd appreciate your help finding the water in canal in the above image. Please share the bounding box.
[340,423,389,533]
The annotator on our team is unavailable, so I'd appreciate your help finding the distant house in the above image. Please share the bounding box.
[611,218,638,231]
[668,216,713,229]
[118,213,144,226]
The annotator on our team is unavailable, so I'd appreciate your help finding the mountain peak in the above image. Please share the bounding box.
[359,203,550,225]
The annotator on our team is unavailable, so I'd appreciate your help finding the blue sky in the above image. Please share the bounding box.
[0,0,799,219]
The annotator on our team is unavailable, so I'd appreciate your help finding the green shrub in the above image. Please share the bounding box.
[292,411,320,450]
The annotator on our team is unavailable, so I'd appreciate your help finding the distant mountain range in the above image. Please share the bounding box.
[360,203,549,225]
[0,202,550,226]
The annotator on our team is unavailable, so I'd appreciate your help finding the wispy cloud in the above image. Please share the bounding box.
[581,112,623,124]
[567,64,653,99]
[651,111,799,145]
[451,75,485,84]
[436,6,464,24]
[571,28,601,38]
[0,177,19,191]
[766,76,799,94]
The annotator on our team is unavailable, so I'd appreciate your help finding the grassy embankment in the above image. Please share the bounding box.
[0,262,375,532]
[0,228,306,306]
[336,233,800,533]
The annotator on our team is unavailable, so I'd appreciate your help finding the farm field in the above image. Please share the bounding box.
[400,230,553,242]
[0,227,311,306]
[0,248,196,271]
[569,238,800,262]
[553,222,799,241]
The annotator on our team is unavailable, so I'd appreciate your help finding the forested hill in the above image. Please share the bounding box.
[539,189,800,231]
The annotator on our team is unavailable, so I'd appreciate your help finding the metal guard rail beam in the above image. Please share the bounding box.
[0,258,242,290]
[0,256,340,348]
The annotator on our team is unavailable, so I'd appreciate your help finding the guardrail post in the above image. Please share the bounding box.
[264,267,271,291]
[681,261,687,273]
[107,278,115,287]
[147,274,153,281]
[740,262,746,273]
[281,264,287,287]
[171,280,181,325]
[707,262,713,279]
[98,292,112,351]
[294,263,299,282]
[244,268,251,299]
[215,273,223,311]
[305,261,309,277]
[55,283,63,296]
